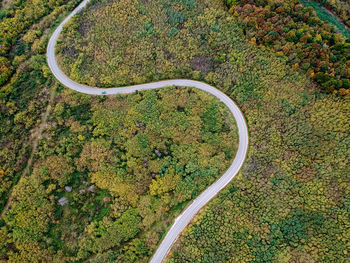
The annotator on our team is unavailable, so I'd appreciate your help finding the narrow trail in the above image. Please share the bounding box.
[1,87,56,218]
[23,88,55,177]
[46,0,249,262]
[301,0,350,35]
[322,5,350,31]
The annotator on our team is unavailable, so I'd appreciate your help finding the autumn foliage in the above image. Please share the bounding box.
[1,0,349,262]
[227,0,350,95]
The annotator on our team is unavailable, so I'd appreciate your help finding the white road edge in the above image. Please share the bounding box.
[46,0,249,262]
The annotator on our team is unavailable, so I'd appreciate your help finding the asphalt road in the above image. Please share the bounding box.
[46,0,249,262]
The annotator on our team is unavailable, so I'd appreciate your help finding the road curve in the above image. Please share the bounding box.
[46,0,249,262]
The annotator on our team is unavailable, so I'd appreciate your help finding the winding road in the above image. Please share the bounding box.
[46,0,249,262]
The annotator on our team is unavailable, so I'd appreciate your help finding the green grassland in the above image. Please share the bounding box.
[300,0,350,38]
[303,0,350,29]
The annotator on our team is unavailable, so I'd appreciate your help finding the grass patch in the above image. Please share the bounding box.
[300,0,350,38]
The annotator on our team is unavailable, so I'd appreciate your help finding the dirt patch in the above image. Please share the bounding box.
[1,0,13,9]
[62,46,78,58]
[190,55,214,75]
[78,20,94,37]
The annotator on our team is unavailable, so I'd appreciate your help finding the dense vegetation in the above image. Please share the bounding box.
[1,84,238,261]
[0,0,81,212]
[56,0,350,262]
[1,0,349,262]
[0,0,80,86]
[58,0,350,95]
[226,0,350,95]
[169,90,349,262]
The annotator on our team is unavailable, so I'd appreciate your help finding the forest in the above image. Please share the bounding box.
[0,0,81,217]
[226,0,350,95]
[57,0,350,95]
[1,85,237,261]
[0,0,349,262]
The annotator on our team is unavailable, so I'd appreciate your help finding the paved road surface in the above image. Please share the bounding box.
[46,0,249,262]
